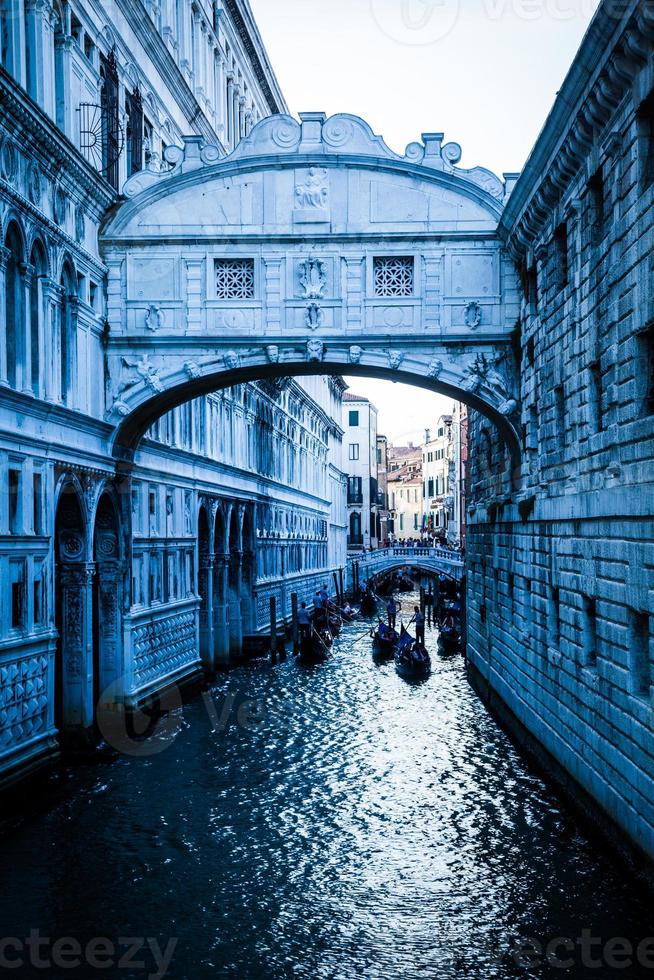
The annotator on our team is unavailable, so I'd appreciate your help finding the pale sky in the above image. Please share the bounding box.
[249,0,601,442]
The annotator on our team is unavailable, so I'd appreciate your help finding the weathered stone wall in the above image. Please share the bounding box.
[467,1,654,874]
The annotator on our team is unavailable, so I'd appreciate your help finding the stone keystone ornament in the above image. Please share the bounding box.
[300,258,326,299]
[306,338,324,361]
[305,303,324,331]
[464,301,482,329]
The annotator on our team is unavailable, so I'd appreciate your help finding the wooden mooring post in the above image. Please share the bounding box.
[270,596,277,663]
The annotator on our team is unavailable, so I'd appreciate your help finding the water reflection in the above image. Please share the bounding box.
[0,592,651,979]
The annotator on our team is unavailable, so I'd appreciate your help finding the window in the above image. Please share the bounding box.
[33,561,45,626]
[588,360,603,433]
[635,322,654,418]
[89,282,99,310]
[125,87,144,178]
[376,448,382,465]
[11,562,26,630]
[428,478,434,498]
[554,223,569,290]
[629,611,651,698]
[348,410,359,426]
[33,472,43,535]
[548,586,560,647]
[527,263,539,311]
[588,169,606,246]
[582,596,598,667]
[100,49,120,190]
[373,256,414,297]
[83,34,95,62]
[347,477,363,504]
[637,89,654,189]
[215,258,255,299]
[399,514,404,531]
[554,385,566,450]
[438,427,444,437]
[8,468,21,534]
[349,443,360,461]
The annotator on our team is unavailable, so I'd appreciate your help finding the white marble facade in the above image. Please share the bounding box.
[0,0,346,778]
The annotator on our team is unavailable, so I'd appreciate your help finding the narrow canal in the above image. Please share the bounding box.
[1,592,652,979]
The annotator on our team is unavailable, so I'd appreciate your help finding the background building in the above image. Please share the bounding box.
[343,392,380,549]
[376,434,390,544]
[422,415,454,541]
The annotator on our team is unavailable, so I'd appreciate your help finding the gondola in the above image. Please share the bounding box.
[395,626,431,680]
[371,621,398,659]
[360,591,378,616]
[339,604,360,622]
[397,577,414,593]
[297,626,333,665]
[438,622,461,653]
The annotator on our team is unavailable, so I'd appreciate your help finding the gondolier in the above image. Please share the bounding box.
[387,597,398,630]
[414,606,425,646]
[298,602,311,640]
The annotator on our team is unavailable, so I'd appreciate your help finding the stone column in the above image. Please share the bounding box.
[41,279,61,403]
[58,562,95,738]
[24,0,54,112]
[240,550,256,634]
[54,33,75,138]
[213,555,230,666]
[20,261,34,395]
[228,551,243,656]
[198,553,214,669]
[95,559,122,698]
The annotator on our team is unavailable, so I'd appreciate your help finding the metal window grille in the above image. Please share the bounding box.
[214,259,255,299]
[373,256,414,297]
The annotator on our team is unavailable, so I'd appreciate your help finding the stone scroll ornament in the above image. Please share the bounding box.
[300,258,326,299]
[462,353,517,415]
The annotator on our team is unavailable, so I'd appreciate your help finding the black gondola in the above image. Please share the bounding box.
[371,621,398,659]
[438,623,461,653]
[395,626,431,679]
[297,626,333,664]
[360,590,378,616]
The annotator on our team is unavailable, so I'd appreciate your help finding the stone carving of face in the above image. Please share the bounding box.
[266,345,280,364]
[349,345,363,365]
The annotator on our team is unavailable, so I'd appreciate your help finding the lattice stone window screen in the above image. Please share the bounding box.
[214,258,255,299]
[373,256,414,297]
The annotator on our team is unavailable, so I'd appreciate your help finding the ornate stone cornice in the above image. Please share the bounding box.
[222,0,287,115]
[499,1,653,256]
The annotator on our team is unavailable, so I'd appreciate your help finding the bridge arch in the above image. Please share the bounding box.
[99,112,523,470]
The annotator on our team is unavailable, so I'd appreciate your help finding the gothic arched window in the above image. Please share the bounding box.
[59,261,76,405]
[4,223,25,390]
[29,240,47,397]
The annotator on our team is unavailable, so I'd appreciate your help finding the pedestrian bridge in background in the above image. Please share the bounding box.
[347,547,465,588]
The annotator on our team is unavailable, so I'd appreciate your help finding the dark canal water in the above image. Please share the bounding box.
[1,592,652,979]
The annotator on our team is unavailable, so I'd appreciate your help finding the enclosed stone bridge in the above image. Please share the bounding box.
[100,112,522,464]
[348,547,464,589]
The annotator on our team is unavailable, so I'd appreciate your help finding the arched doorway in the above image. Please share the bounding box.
[54,480,92,743]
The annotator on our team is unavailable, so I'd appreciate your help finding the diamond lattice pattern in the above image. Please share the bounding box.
[373,256,414,297]
[215,259,255,299]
